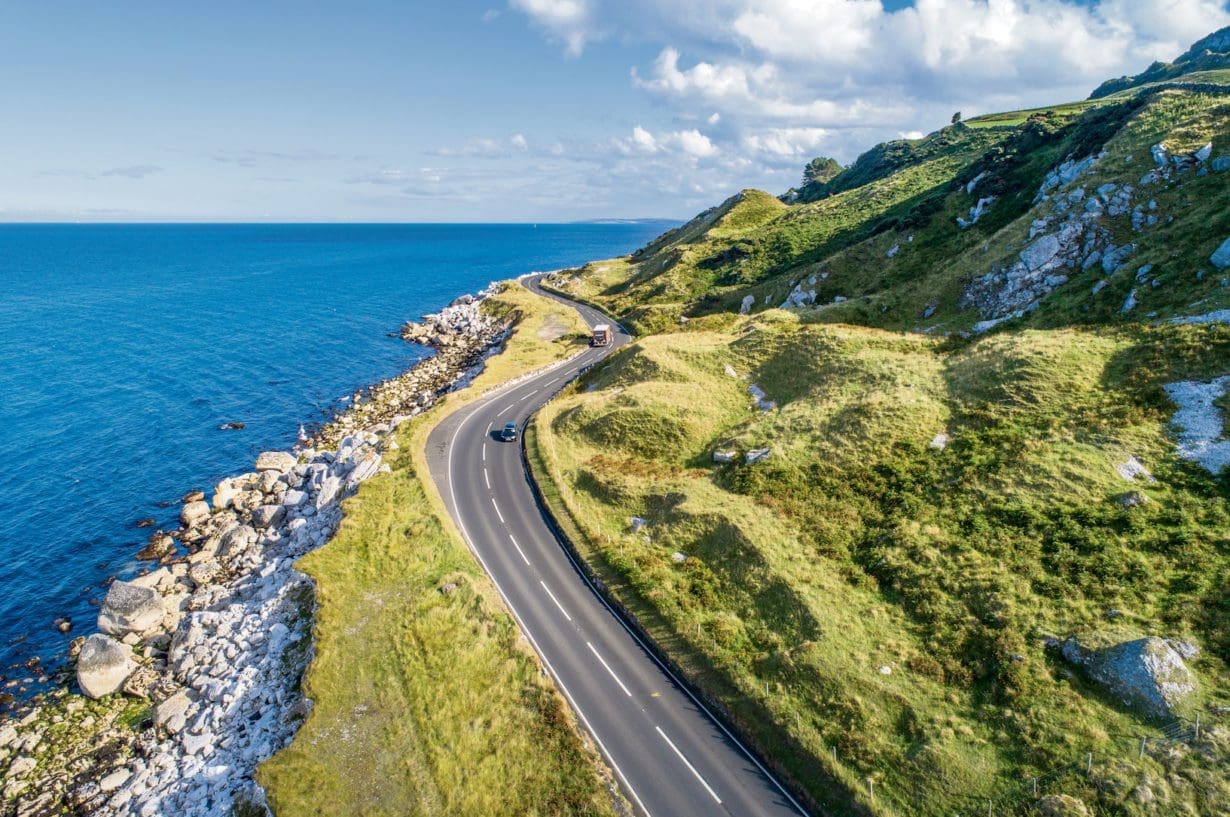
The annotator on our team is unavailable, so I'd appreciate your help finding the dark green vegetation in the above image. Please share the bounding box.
[537,32,1230,817]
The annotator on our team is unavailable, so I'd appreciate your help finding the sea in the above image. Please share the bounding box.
[0,222,671,695]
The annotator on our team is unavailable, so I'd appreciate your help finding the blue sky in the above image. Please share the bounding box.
[1,0,1227,221]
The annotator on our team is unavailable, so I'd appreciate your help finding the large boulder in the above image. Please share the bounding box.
[97,580,164,636]
[179,500,210,529]
[255,451,297,473]
[1211,236,1230,270]
[251,504,286,530]
[1060,635,1196,718]
[1021,234,1061,271]
[76,634,136,699]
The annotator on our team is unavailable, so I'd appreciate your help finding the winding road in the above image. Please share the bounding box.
[425,277,808,817]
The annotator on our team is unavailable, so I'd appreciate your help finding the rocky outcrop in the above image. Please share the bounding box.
[76,635,137,699]
[1058,635,1197,719]
[963,155,1152,328]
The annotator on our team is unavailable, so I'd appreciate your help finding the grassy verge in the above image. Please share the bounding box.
[528,316,1230,817]
[258,281,623,817]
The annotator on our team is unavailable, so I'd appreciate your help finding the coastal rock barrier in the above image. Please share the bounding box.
[0,288,513,815]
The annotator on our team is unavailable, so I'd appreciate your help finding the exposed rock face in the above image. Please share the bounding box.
[1060,636,1197,719]
[97,581,165,636]
[76,635,137,699]
[739,294,755,315]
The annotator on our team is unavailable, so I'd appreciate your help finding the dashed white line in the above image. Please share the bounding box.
[517,388,539,402]
[483,468,490,490]
[508,533,530,566]
[586,642,632,698]
[491,497,505,524]
[540,580,572,622]
[482,444,486,461]
[499,403,515,414]
[655,726,722,804]
[485,421,492,434]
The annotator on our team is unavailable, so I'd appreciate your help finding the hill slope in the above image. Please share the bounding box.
[536,31,1230,817]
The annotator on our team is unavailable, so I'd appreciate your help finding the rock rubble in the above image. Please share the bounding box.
[0,286,515,815]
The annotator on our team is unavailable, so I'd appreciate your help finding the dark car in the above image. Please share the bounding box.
[500,422,518,442]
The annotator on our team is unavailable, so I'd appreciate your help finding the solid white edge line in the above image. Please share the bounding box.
[540,580,572,622]
[655,726,722,805]
[443,400,654,817]
[484,468,490,490]
[491,497,505,524]
[586,641,632,698]
[508,533,531,566]
[515,289,810,816]
[442,280,806,816]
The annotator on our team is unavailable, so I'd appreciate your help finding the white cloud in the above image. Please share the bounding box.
[511,133,529,150]
[631,125,658,152]
[742,127,830,158]
[101,164,163,179]
[510,0,594,56]
[675,128,718,158]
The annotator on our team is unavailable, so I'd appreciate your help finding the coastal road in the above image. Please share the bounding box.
[425,277,808,817]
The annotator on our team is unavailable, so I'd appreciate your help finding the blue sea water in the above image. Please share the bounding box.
[0,222,670,691]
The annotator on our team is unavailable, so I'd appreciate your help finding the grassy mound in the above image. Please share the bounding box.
[532,314,1230,817]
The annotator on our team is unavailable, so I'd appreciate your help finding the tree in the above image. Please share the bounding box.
[951,111,962,124]
[802,156,842,187]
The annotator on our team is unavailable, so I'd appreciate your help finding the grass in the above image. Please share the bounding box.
[530,315,1230,817]
[258,282,621,817]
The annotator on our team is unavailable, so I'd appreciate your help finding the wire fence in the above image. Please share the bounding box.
[938,709,1221,816]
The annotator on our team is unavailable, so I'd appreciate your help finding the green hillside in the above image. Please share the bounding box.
[535,32,1230,817]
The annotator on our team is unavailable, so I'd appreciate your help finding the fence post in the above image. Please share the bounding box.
[1086,753,1092,775]
[1140,736,1146,759]
[1195,714,1200,741]
[1032,777,1038,798]
[987,798,992,817]
[868,779,874,800]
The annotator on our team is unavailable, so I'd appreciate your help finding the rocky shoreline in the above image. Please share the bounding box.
[0,286,514,816]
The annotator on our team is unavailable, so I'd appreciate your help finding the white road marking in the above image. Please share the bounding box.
[540,580,572,622]
[517,388,539,402]
[500,403,515,414]
[443,404,653,817]
[485,421,492,433]
[508,533,530,566]
[586,642,632,697]
[484,468,490,490]
[482,444,486,461]
[491,497,505,524]
[655,726,722,805]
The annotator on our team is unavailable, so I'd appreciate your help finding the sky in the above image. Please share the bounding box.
[1,0,1227,222]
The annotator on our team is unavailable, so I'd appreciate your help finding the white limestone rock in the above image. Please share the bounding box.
[98,581,165,636]
[77,634,137,699]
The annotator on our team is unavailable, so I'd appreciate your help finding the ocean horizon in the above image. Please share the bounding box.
[0,221,671,695]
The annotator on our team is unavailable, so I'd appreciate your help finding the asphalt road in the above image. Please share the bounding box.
[425,276,808,817]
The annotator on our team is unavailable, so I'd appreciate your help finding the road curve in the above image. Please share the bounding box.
[424,276,808,817]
